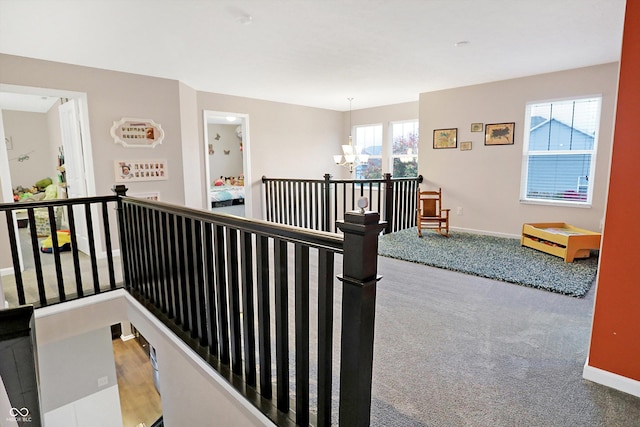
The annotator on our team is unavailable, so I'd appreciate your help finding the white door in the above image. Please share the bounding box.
[59,99,90,254]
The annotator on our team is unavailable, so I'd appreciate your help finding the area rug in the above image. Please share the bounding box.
[378,228,599,297]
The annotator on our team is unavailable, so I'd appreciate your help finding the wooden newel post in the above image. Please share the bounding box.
[112,185,130,288]
[336,208,386,427]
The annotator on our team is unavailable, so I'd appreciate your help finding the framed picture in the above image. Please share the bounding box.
[460,141,472,151]
[485,122,515,145]
[470,123,483,132]
[110,117,164,148]
[114,159,168,182]
[433,128,457,149]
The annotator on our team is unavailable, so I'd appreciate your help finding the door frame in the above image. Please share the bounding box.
[0,84,100,270]
[0,109,24,277]
[203,110,252,217]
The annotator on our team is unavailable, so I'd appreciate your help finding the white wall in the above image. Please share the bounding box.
[34,291,273,427]
[419,63,618,236]
[37,326,122,427]
[178,81,202,208]
[38,327,118,413]
[207,123,243,182]
[44,386,122,427]
[2,110,54,191]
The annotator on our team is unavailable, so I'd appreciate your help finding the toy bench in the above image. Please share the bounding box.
[521,222,601,263]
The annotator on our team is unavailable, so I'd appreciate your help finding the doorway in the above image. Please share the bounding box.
[0,84,98,272]
[203,111,251,217]
[111,323,162,426]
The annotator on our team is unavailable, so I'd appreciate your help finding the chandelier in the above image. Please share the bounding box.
[333,98,369,173]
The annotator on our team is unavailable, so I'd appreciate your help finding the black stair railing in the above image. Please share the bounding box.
[1,187,385,426]
[114,186,385,426]
[0,195,122,307]
[262,173,422,234]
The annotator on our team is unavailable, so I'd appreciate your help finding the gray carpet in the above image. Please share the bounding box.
[369,255,640,426]
[1,228,122,306]
[378,228,599,297]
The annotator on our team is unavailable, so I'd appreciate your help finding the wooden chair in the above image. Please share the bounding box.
[417,188,450,237]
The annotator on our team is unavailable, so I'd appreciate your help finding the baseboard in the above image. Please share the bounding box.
[0,267,15,277]
[583,359,640,398]
[97,249,120,260]
[450,226,520,239]
[120,334,135,342]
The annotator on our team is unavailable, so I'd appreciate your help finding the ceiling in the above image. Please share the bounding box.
[0,92,59,113]
[0,0,627,112]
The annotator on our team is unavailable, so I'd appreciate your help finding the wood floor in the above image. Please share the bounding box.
[112,337,162,427]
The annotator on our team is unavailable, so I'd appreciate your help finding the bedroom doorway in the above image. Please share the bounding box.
[0,84,98,274]
[203,111,251,217]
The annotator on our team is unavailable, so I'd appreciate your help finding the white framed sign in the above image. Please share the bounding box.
[111,117,164,148]
[115,159,168,182]
[130,192,160,201]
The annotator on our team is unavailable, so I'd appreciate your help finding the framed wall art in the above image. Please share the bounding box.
[470,123,483,132]
[485,122,515,146]
[433,128,457,149]
[114,159,168,182]
[460,141,472,151]
[111,117,164,148]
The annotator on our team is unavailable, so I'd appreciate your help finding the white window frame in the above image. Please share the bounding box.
[390,119,419,177]
[353,123,383,179]
[520,96,601,208]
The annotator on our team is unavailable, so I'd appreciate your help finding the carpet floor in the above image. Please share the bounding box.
[368,255,640,426]
[378,228,599,297]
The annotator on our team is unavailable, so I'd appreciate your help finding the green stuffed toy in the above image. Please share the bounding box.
[35,177,53,191]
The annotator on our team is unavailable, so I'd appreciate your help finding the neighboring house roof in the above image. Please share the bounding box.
[530,116,547,128]
[530,117,595,140]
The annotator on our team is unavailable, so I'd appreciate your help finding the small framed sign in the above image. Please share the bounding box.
[111,117,164,148]
[115,159,168,182]
[130,192,160,201]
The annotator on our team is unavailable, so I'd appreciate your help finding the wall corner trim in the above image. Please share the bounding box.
[583,359,640,398]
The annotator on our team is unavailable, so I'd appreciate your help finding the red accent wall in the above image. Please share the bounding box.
[588,0,640,381]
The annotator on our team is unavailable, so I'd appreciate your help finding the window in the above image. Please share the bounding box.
[520,97,601,205]
[391,120,419,177]
[354,124,382,179]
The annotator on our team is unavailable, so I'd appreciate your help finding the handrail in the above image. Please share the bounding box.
[120,196,343,252]
[1,187,384,426]
[262,173,423,233]
[1,195,122,307]
[0,195,119,211]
